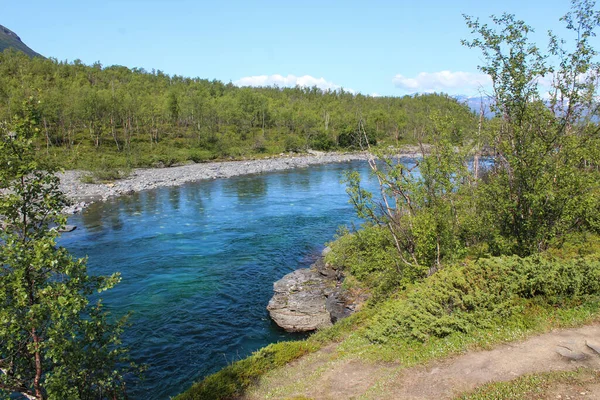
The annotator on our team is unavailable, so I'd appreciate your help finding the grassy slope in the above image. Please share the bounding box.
[0,24,41,57]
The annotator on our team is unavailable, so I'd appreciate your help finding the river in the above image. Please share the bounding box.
[59,160,390,399]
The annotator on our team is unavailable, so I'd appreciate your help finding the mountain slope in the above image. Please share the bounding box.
[0,24,41,57]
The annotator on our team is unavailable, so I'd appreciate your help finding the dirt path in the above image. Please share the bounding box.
[245,324,600,399]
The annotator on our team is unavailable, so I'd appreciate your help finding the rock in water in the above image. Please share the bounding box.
[58,225,77,232]
[267,268,334,332]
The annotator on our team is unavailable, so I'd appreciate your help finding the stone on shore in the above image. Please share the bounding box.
[267,268,334,332]
[267,248,358,332]
[555,345,589,361]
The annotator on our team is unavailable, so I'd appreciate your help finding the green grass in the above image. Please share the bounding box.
[455,368,600,399]
[174,341,318,400]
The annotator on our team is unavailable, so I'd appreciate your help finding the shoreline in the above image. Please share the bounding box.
[59,151,372,213]
[58,147,424,214]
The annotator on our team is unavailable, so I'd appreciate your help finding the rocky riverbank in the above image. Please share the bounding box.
[58,151,372,213]
[58,147,425,214]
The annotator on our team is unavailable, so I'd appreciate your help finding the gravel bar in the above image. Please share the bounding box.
[59,147,425,214]
[58,151,377,213]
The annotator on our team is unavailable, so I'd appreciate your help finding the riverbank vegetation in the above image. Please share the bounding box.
[2,0,600,398]
[0,49,477,176]
[179,0,600,398]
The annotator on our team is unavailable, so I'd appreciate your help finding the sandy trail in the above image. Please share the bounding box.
[245,324,600,399]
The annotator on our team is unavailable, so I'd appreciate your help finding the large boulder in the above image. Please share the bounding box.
[267,268,334,332]
[267,249,358,332]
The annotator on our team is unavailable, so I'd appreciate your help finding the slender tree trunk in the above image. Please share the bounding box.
[32,330,43,400]
[43,118,50,154]
[473,101,484,182]
[111,115,120,151]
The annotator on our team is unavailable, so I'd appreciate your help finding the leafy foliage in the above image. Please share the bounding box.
[339,0,600,288]
[0,99,139,399]
[363,252,600,344]
[358,254,600,343]
[342,122,475,279]
[464,0,600,255]
[326,225,423,297]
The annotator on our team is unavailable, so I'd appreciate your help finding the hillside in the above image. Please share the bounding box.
[0,50,479,174]
[0,24,41,57]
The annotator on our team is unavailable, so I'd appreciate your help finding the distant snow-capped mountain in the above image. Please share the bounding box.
[454,95,495,117]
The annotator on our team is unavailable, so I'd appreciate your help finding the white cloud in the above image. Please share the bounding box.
[392,71,492,94]
[234,74,354,93]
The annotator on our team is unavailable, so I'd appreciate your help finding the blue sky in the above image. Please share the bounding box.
[3,0,588,96]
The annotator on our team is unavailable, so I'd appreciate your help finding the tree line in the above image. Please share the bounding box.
[0,50,477,170]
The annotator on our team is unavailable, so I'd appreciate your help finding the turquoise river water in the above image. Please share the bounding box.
[60,160,386,399]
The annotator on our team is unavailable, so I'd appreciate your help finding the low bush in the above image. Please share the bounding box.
[187,149,216,163]
[284,134,304,152]
[79,164,132,183]
[363,253,600,344]
[326,225,427,298]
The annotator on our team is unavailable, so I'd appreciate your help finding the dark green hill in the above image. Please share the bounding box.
[0,24,42,57]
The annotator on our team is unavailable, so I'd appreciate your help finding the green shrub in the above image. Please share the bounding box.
[310,132,336,151]
[80,166,131,183]
[363,253,600,344]
[284,134,304,152]
[338,127,376,149]
[187,149,216,163]
[326,225,427,297]
[79,174,95,184]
